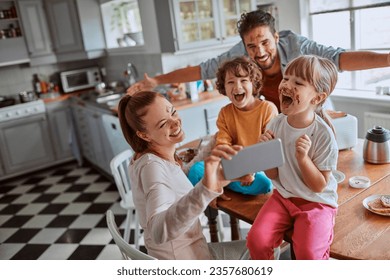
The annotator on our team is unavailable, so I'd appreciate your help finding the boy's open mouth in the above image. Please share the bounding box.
[234,93,245,102]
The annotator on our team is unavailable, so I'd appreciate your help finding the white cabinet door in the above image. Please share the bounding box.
[178,97,229,144]
[71,102,112,175]
[44,0,105,61]
[179,105,208,144]
[84,109,111,174]
[44,0,83,53]
[46,100,74,161]
[17,0,56,65]
[0,114,55,174]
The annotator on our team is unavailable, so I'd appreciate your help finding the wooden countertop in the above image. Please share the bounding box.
[171,90,227,110]
[40,89,93,104]
[41,89,227,112]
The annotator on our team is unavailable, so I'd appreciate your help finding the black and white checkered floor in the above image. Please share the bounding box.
[1,161,267,260]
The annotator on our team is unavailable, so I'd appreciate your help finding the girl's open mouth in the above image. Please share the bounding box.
[280,87,294,106]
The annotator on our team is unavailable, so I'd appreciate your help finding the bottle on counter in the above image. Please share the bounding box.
[40,79,48,94]
[32,74,42,95]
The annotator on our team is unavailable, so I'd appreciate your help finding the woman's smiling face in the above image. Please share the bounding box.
[141,96,185,146]
[224,70,256,111]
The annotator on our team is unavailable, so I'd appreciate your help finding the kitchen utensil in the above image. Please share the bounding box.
[363,125,390,164]
[18,91,37,103]
[330,113,357,150]
[0,96,16,108]
[124,63,138,86]
[95,82,107,94]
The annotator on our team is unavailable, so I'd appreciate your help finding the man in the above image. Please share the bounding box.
[127,10,390,110]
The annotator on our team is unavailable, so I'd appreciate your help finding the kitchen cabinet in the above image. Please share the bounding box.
[0,0,29,66]
[155,0,256,52]
[46,99,75,162]
[44,0,105,62]
[0,158,4,177]
[17,0,56,65]
[0,113,55,175]
[71,100,112,175]
[178,97,229,144]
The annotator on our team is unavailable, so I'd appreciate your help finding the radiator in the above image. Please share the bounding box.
[364,112,390,132]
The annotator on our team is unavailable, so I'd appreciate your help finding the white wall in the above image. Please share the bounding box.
[273,0,301,33]
[256,0,301,33]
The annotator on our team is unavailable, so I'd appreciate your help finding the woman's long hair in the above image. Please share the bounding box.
[118,91,161,153]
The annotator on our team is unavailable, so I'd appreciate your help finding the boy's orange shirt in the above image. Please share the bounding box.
[215,100,278,147]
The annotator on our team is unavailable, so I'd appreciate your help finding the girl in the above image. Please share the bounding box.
[246,55,339,260]
[118,91,248,260]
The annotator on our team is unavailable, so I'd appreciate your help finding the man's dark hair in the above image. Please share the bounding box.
[237,10,276,39]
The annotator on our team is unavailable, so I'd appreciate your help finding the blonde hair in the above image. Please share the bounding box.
[284,55,338,133]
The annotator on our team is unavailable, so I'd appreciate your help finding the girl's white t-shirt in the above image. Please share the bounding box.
[267,114,339,208]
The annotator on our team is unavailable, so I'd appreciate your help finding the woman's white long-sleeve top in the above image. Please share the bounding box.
[129,153,222,259]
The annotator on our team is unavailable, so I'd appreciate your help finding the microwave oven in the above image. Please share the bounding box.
[60,67,102,93]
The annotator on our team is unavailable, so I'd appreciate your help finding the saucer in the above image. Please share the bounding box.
[332,170,345,183]
[349,176,370,188]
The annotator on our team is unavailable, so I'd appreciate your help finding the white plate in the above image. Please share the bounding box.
[362,194,390,217]
[332,170,345,183]
[349,176,370,188]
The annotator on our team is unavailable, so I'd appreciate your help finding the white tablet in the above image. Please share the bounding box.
[221,138,285,180]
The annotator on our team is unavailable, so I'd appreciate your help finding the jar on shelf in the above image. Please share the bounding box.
[10,5,17,18]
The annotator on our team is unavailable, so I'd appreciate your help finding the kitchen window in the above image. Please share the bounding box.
[305,0,390,91]
[100,0,144,48]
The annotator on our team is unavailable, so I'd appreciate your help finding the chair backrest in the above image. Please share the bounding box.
[106,210,156,260]
[110,149,134,206]
[102,114,129,157]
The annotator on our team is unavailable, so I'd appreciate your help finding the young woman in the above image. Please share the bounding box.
[246,55,339,260]
[118,91,248,260]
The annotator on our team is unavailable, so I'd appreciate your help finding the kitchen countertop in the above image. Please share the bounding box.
[41,88,227,114]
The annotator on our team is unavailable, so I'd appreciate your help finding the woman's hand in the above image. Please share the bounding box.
[202,144,242,193]
[209,193,231,209]
[126,73,157,95]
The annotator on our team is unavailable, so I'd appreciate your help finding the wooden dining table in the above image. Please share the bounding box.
[214,139,390,259]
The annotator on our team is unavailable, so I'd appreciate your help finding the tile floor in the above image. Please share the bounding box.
[1,160,280,260]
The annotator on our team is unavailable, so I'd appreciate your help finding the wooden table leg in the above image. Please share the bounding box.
[229,215,241,240]
[204,206,219,243]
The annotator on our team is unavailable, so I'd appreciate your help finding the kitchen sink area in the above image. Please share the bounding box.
[75,90,125,112]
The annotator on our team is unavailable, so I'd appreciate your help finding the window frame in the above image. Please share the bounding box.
[303,0,390,91]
